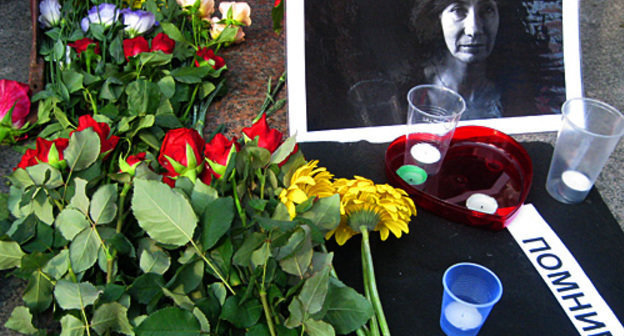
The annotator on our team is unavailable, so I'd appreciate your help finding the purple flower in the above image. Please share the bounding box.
[38,0,61,28]
[121,9,156,37]
[81,3,119,32]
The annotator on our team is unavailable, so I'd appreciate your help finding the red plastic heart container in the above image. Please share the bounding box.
[385,126,533,230]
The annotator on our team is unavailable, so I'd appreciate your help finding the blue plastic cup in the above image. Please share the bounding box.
[440,262,503,336]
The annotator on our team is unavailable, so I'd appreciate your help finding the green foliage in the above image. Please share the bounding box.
[0,1,373,332]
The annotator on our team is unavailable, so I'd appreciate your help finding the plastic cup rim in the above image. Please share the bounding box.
[562,97,624,138]
[407,84,466,121]
[442,262,503,308]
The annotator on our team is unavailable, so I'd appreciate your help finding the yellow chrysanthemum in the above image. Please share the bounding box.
[125,0,146,9]
[326,176,416,245]
[279,160,335,218]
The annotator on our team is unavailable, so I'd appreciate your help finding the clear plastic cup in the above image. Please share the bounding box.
[404,85,465,178]
[546,97,624,204]
[440,262,503,336]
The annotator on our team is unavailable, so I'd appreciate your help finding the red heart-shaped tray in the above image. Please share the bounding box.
[385,126,533,230]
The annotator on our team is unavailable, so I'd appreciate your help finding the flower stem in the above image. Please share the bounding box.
[260,290,277,336]
[361,226,391,336]
[190,240,236,295]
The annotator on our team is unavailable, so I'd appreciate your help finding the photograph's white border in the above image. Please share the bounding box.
[287,0,583,143]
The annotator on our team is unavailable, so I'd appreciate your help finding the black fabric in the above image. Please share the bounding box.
[299,141,624,335]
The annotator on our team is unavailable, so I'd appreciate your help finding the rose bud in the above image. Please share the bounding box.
[195,47,226,69]
[151,33,176,54]
[204,133,239,178]
[158,128,206,182]
[123,36,150,61]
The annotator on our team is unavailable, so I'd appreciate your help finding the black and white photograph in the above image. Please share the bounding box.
[287,0,582,142]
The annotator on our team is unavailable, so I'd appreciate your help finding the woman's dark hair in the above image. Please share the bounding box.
[408,0,555,117]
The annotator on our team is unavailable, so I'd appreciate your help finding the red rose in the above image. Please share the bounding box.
[16,148,37,169]
[71,115,119,158]
[195,47,225,69]
[242,113,283,153]
[274,0,281,7]
[151,33,175,54]
[199,168,213,186]
[242,113,298,166]
[119,152,146,175]
[16,137,69,170]
[123,36,149,61]
[0,79,31,128]
[158,128,206,180]
[68,38,100,55]
[204,133,239,178]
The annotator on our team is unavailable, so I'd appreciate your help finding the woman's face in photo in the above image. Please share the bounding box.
[439,0,499,64]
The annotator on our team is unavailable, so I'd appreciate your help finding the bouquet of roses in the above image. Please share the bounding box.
[0,111,417,336]
[31,0,251,146]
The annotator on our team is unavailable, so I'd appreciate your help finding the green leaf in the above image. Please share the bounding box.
[69,227,101,273]
[160,22,188,44]
[0,241,25,270]
[126,79,161,116]
[32,190,55,225]
[200,197,234,251]
[270,136,297,165]
[56,208,89,240]
[23,221,55,252]
[192,307,210,333]
[300,195,341,232]
[91,302,134,336]
[26,163,64,189]
[322,281,373,334]
[42,249,69,280]
[256,216,296,232]
[140,249,171,275]
[23,271,54,313]
[139,51,173,67]
[53,280,101,310]
[285,298,305,328]
[65,128,101,172]
[129,273,165,305]
[171,66,212,84]
[53,40,65,61]
[4,306,39,334]
[190,182,218,215]
[61,70,84,94]
[158,75,176,99]
[232,232,266,267]
[8,168,34,189]
[162,287,195,311]
[219,296,263,329]
[251,242,271,268]
[279,243,313,277]
[60,314,85,336]
[167,259,204,294]
[53,103,73,129]
[132,179,197,247]
[7,214,37,244]
[131,115,155,137]
[70,178,90,215]
[90,184,118,225]
[303,319,335,336]
[135,307,201,336]
[298,266,330,315]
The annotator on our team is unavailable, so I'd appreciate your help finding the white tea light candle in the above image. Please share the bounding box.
[561,170,592,191]
[410,143,441,164]
[444,302,483,331]
[466,193,498,214]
